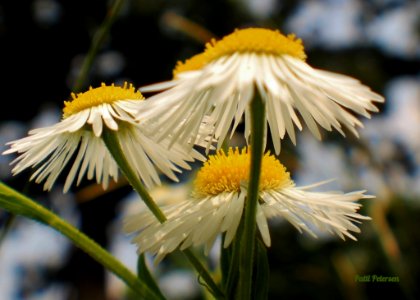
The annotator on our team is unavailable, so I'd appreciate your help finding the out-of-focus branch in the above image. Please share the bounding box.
[73,0,125,92]
[161,11,216,44]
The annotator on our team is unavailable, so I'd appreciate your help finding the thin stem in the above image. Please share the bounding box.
[0,181,162,300]
[103,129,166,222]
[237,92,266,300]
[102,129,224,299]
[72,0,125,92]
[183,249,225,299]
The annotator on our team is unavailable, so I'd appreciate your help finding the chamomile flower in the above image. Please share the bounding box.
[3,82,201,192]
[139,28,384,154]
[124,148,371,262]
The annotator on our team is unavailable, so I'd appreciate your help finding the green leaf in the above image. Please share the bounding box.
[220,233,232,289]
[137,254,166,299]
[252,238,270,300]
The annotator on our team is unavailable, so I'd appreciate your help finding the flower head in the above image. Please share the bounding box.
[4,82,201,192]
[193,147,290,196]
[139,28,384,154]
[124,147,371,262]
[62,83,144,118]
[173,28,306,76]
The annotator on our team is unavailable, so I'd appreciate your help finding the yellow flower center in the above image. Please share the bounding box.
[62,82,144,118]
[173,28,306,77]
[193,147,293,197]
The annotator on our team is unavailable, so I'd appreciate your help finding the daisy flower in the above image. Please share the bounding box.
[3,82,202,192]
[124,147,371,262]
[139,28,384,154]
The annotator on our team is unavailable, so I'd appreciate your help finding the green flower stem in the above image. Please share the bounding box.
[102,129,224,299]
[182,249,225,299]
[0,181,162,300]
[238,92,266,300]
[72,0,125,92]
[103,129,166,222]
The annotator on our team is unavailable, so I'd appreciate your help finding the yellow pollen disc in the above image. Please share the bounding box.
[193,147,293,197]
[173,28,306,77]
[62,82,144,118]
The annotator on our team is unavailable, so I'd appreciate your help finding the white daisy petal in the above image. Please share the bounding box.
[140,79,180,93]
[256,203,271,247]
[260,186,371,240]
[65,110,90,132]
[223,192,245,247]
[87,107,103,137]
[101,104,119,130]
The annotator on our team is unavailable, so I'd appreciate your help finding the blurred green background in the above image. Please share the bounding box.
[0,0,419,299]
